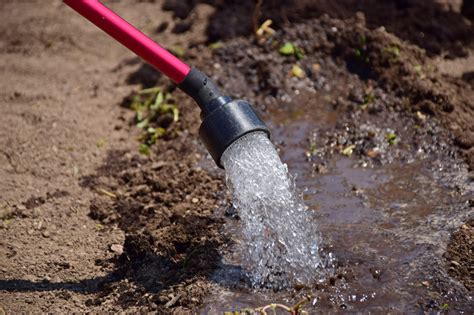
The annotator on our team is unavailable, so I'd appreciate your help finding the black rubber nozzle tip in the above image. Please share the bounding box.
[199,100,270,168]
[178,67,270,168]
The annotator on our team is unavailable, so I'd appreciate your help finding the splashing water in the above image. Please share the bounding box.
[221,131,326,289]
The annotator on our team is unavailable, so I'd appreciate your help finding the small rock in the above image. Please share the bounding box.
[27,229,34,235]
[42,230,50,238]
[151,161,167,170]
[52,275,62,283]
[367,149,379,158]
[312,63,321,73]
[450,260,460,267]
[191,198,199,204]
[165,293,181,308]
[110,244,123,255]
[416,111,427,122]
[421,281,429,287]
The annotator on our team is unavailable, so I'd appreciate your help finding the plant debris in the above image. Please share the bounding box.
[128,87,179,153]
[279,42,304,60]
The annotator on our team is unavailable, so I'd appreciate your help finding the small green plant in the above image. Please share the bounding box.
[386,132,397,145]
[129,87,179,154]
[209,41,223,50]
[256,19,276,40]
[383,45,400,59]
[413,64,427,79]
[440,303,449,311]
[353,34,369,63]
[279,42,304,60]
[96,138,107,148]
[360,90,375,110]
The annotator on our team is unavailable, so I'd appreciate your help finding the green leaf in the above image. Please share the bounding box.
[96,139,106,148]
[209,41,223,50]
[156,127,166,137]
[147,127,156,134]
[138,143,150,155]
[136,118,149,129]
[386,133,397,145]
[151,91,164,110]
[139,87,160,95]
[294,47,304,60]
[172,107,179,122]
[354,48,361,58]
[279,42,295,56]
[440,303,449,310]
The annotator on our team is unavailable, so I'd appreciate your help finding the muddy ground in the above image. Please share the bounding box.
[1,0,473,314]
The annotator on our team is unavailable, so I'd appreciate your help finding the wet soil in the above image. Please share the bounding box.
[1,0,473,314]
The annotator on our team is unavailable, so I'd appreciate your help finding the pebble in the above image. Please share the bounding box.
[42,230,50,238]
[165,293,181,308]
[110,244,123,255]
[151,161,167,170]
[450,260,460,267]
[191,198,199,204]
[312,63,321,73]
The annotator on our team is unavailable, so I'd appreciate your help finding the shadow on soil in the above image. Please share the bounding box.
[80,148,226,308]
[1,144,228,311]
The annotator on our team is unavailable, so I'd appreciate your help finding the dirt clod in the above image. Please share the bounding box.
[444,220,473,291]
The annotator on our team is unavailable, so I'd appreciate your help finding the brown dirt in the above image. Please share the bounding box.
[1,0,473,313]
[165,0,474,58]
[444,219,474,292]
[0,0,217,313]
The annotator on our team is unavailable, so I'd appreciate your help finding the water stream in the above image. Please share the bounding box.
[221,131,329,289]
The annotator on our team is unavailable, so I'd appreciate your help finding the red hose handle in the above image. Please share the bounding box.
[64,0,190,83]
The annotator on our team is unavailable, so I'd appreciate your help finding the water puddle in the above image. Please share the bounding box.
[200,92,472,313]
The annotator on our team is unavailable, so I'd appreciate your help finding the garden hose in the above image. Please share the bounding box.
[63,0,270,167]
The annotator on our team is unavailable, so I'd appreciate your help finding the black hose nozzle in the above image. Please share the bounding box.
[179,67,270,168]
